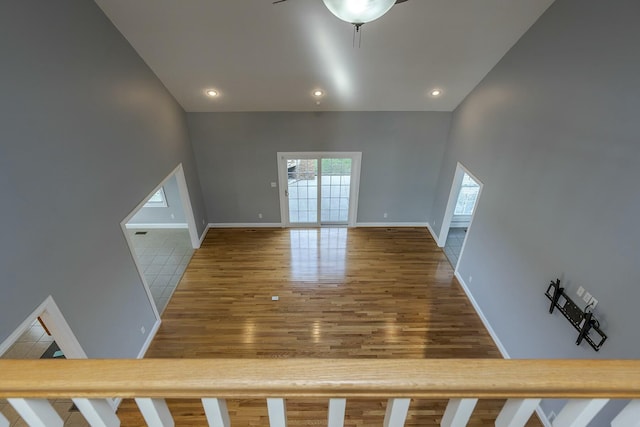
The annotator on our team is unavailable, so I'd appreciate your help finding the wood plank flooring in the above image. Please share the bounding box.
[118,227,542,426]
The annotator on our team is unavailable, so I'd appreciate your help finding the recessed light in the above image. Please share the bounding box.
[430,89,442,97]
[205,89,219,97]
[313,89,324,97]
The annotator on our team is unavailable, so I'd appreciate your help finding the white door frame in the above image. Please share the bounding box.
[0,296,87,358]
[120,163,200,322]
[277,152,362,228]
[0,296,124,410]
[438,162,484,271]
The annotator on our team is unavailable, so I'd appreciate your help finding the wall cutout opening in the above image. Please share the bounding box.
[438,163,483,271]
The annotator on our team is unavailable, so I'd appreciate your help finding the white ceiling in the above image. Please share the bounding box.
[94,0,554,112]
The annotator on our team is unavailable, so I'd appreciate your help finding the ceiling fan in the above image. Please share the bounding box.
[274,0,409,28]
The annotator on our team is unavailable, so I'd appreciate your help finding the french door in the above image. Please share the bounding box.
[278,152,361,227]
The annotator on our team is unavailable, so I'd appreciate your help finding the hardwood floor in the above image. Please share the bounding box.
[118,227,542,426]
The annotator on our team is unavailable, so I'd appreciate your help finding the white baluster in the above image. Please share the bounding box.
[202,398,230,427]
[383,398,411,427]
[612,400,640,427]
[328,398,346,427]
[135,398,174,427]
[495,399,541,427]
[72,398,120,427]
[0,411,9,427]
[267,398,287,427]
[552,399,608,427]
[441,398,478,427]
[8,398,63,427]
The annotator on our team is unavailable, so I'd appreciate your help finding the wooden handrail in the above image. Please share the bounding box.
[1,359,640,400]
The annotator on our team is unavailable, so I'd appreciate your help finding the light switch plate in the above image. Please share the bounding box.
[583,292,592,303]
[577,286,585,297]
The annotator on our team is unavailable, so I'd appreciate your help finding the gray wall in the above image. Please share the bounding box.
[188,112,451,224]
[0,0,207,357]
[429,0,640,421]
[129,175,187,225]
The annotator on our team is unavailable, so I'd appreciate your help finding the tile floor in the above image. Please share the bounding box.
[127,228,194,314]
[0,320,88,427]
[444,227,467,268]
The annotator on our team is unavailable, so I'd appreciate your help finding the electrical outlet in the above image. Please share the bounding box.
[383,213,388,218]
[271,296,279,301]
[271,182,277,188]
[202,219,205,225]
[583,292,592,303]
[140,326,145,334]
[589,297,598,309]
[258,213,263,219]
[469,276,473,283]
[576,286,585,297]
[170,213,175,219]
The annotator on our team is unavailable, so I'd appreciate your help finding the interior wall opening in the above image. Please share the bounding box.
[0,297,96,426]
[438,163,483,271]
[120,164,199,317]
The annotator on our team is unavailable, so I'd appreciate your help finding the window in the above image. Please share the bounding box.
[144,187,168,208]
[454,173,479,216]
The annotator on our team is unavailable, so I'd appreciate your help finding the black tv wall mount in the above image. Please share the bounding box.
[545,279,607,351]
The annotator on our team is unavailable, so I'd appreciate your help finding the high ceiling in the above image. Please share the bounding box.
[94,0,554,112]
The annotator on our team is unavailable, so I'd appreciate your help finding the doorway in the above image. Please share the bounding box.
[0,297,95,426]
[277,152,361,227]
[120,164,199,319]
[438,163,483,270]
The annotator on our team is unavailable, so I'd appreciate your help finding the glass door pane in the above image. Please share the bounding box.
[287,159,318,225]
[320,158,352,224]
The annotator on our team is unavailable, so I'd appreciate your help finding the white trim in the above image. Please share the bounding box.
[199,224,210,245]
[426,222,439,241]
[137,318,161,359]
[125,223,188,230]
[0,296,87,359]
[208,223,283,228]
[356,222,428,227]
[173,164,201,250]
[454,271,509,358]
[277,152,362,228]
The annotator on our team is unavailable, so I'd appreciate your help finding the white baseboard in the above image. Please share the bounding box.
[355,222,429,227]
[454,271,510,358]
[137,318,161,359]
[425,222,439,242]
[199,224,210,245]
[453,272,552,427]
[125,223,188,229]
[208,223,283,228]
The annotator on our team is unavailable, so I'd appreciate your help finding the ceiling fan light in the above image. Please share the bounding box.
[322,0,396,25]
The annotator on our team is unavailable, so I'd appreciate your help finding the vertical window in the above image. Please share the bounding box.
[454,173,479,216]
